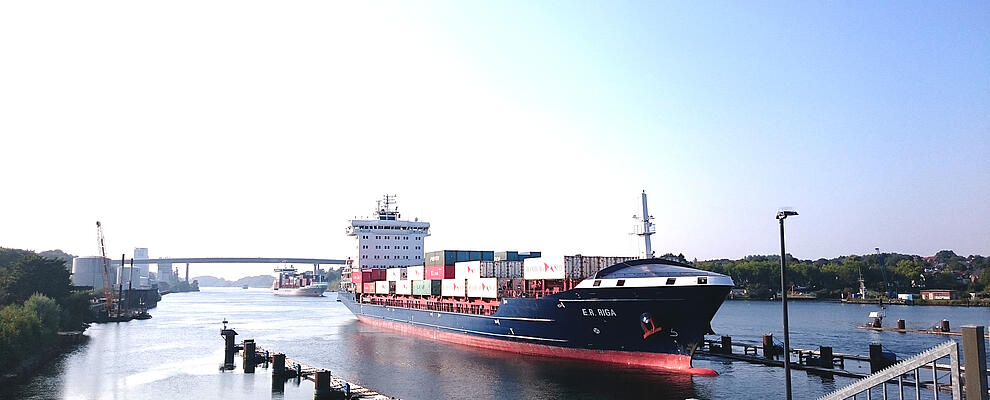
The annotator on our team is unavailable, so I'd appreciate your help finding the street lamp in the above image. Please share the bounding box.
[776,209,798,400]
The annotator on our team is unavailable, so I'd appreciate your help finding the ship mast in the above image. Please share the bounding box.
[636,190,656,259]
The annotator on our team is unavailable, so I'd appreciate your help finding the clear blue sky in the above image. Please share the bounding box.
[0,1,987,278]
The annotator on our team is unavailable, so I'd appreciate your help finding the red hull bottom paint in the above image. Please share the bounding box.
[356,316,718,376]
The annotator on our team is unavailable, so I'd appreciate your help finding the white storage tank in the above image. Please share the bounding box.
[72,256,116,289]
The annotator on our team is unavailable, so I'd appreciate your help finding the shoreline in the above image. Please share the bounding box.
[726,297,990,307]
[0,330,89,394]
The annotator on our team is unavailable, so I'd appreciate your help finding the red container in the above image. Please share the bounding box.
[425,265,455,280]
[363,282,376,293]
[363,268,386,281]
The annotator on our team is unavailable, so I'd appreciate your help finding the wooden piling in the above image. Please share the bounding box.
[272,353,286,377]
[314,370,332,399]
[762,334,774,359]
[940,319,950,333]
[869,343,886,373]
[721,336,732,355]
[961,326,988,400]
[243,339,256,373]
[820,346,833,369]
[896,319,905,330]
[221,328,237,369]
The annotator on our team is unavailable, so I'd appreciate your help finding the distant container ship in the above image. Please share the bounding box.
[272,267,327,297]
[339,194,733,375]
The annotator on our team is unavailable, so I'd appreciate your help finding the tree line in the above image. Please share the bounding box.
[683,250,990,299]
[0,248,92,372]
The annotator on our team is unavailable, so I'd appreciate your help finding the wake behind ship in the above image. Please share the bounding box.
[339,194,733,375]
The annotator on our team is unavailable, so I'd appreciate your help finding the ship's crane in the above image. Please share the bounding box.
[96,221,116,317]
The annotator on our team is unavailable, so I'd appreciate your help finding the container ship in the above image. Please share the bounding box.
[339,194,733,375]
[272,266,328,297]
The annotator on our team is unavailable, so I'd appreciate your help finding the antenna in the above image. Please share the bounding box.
[634,191,656,259]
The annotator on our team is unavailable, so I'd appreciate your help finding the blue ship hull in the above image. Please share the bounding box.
[339,283,730,374]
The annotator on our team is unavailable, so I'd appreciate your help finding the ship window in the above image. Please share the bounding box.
[666,278,676,285]
[697,277,708,285]
[616,280,625,286]
[593,280,602,287]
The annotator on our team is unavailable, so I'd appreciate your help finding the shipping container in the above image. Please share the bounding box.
[426,250,498,266]
[386,267,407,282]
[523,258,565,280]
[494,251,518,262]
[412,279,442,296]
[563,255,638,279]
[396,280,412,295]
[467,277,498,298]
[363,282,376,293]
[441,278,466,297]
[454,261,482,280]
[425,265,455,280]
[407,265,425,281]
[480,260,524,279]
[362,268,386,281]
[375,281,389,294]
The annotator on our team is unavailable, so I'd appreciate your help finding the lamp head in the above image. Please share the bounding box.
[776,210,799,220]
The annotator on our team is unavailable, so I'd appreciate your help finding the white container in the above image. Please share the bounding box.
[523,258,564,280]
[454,261,481,280]
[407,265,424,281]
[467,277,497,298]
[386,267,405,282]
[375,280,390,294]
[396,280,412,295]
[441,278,466,297]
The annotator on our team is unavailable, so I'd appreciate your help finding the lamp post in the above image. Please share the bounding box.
[776,210,798,400]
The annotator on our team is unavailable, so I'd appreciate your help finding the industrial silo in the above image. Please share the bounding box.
[72,256,116,289]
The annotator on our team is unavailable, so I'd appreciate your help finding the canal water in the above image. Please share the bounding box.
[7,288,988,399]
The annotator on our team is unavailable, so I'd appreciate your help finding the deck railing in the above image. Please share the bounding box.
[818,340,961,400]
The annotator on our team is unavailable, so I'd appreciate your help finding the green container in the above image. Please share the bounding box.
[412,280,442,295]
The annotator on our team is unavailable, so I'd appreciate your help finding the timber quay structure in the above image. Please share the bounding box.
[221,324,395,400]
[697,327,990,399]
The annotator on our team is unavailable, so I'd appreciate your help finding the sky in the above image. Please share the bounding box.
[1,2,987,280]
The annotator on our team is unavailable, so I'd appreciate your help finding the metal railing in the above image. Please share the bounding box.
[818,341,961,400]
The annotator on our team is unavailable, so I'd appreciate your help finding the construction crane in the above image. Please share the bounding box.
[96,221,116,317]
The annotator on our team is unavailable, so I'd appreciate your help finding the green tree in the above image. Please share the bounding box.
[0,303,41,367]
[3,256,71,304]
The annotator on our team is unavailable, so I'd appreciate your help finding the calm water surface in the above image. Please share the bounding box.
[7,288,989,399]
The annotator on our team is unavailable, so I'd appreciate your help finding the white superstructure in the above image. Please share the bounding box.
[343,195,430,291]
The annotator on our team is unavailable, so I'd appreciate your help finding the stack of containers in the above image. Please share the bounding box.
[563,256,639,279]
[352,270,363,292]
[357,268,386,293]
